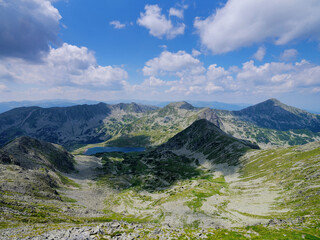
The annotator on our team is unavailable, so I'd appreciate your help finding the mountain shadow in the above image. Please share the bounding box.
[97,119,259,192]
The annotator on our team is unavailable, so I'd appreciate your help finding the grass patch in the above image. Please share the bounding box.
[56,172,81,188]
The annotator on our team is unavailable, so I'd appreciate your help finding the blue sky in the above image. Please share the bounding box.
[0,0,320,111]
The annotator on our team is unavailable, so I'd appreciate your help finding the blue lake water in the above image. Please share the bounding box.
[84,147,146,155]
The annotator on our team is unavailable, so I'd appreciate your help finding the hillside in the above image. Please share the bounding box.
[0,131,319,239]
[159,119,259,165]
[0,102,156,149]
[92,127,320,237]
[234,98,320,132]
[89,101,221,149]
[76,99,320,152]
[1,136,75,172]
[1,99,320,154]
[217,99,320,148]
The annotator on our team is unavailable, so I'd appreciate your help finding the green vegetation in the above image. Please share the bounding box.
[97,151,202,191]
[56,172,81,188]
[238,142,320,232]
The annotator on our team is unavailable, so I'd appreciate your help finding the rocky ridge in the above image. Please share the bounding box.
[234,98,320,132]
[158,119,259,165]
[1,136,74,172]
[0,102,156,149]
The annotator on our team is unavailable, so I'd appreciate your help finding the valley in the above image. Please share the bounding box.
[0,99,319,239]
[3,0,320,239]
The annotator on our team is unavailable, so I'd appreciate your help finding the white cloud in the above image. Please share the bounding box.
[137,4,185,39]
[0,0,61,60]
[110,20,126,29]
[205,82,224,93]
[236,60,320,93]
[253,46,266,61]
[194,0,320,54]
[207,64,230,81]
[0,43,128,89]
[137,50,320,98]
[280,49,298,61]
[142,76,167,87]
[192,49,201,57]
[169,8,184,19]
[143,50,204,77]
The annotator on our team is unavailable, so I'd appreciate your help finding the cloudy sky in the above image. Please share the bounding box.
[0,0,320,111]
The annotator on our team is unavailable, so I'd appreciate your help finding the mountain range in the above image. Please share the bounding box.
[0,98,319,151]
[0,98,319,239]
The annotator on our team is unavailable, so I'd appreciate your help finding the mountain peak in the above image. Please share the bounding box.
[236,99,320,132]
[267,98,281,104]
[166,101,194,110]
[159,119,259,165]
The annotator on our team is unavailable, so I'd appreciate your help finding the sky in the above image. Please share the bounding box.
[0,0,320,111]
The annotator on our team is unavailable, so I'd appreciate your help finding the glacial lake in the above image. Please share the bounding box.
[84,147,146,155]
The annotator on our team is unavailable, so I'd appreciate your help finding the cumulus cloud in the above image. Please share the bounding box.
[110,20,126,29]
[194,0,320,54]
[0,0,61,60]
[143,50,205,77]
[253,47,266,61]
[137,50,320,98]
[0,43,128,89]
[280,49,298,61]
[137,4,185,39]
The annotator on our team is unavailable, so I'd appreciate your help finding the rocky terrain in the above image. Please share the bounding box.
[1,136,74,172]
[0,99,320,152]
[216,99,320,148]
[234,98,320,132]
[0,103,156,149]
[0,139,319,239]
[0,99,320,239]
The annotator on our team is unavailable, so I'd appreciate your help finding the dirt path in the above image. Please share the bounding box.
[59,155,113,216]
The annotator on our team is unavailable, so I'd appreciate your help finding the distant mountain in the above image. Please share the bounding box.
[159,119,259,165]
[102,101,222,148]
[1,98,319,152]
[188,101,251,111]
[234,98,320,132]
[128,100,251,110]
[1,136,74,172]
[0,102,156,148]
[0,99,100,114]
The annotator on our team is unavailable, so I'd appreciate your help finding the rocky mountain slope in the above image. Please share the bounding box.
[1,98,319,154]
[79,101,221,150]
[0,137,80,225]
[217,99,320,148]
[78,99,320,151]
[93,127,320,237]
[234,98,320,132]
[159,119,259,165]
[0,133,319,239]
[0,102,156,149]
[1,136,74,172]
